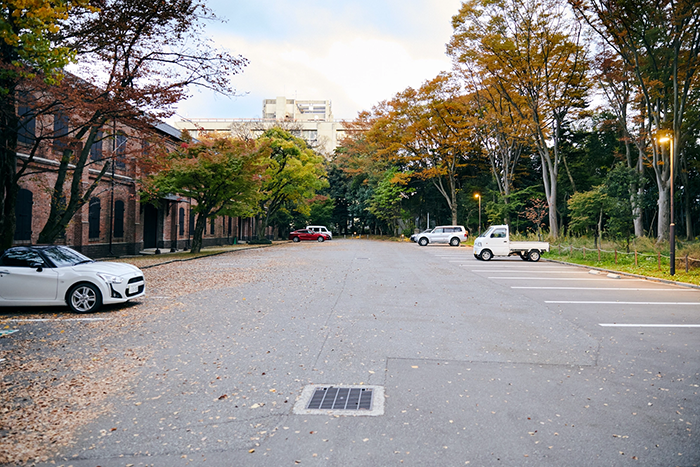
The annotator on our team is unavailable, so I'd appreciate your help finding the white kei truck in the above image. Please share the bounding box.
[473,225,550,262]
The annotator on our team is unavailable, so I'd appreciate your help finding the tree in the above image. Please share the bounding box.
[367,74,475,225]
[0,0,90,249]
[367,167,414,236]
[567,187,607,246]
[572,0,700,241]
[449,0,590,238]
[255,128,327,239]
[13,0,248,246]
[141,136,264,253]
[601,163,640,249]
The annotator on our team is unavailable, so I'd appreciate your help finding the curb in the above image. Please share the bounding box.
[544,258,700,290]
[139,243,283,269]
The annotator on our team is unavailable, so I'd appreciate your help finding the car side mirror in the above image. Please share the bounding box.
[29,261,44,272]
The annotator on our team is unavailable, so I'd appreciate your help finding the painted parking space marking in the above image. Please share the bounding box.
[512,286,692,291]
[0,330,18,337]
[471,268,587,272]
[546,301,700,305]
[599,323,700,328]
[7,318,111,322]
[491,277,642,281]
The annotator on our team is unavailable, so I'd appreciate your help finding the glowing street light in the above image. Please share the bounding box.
[657,131,675,276]
[474,193,481,234]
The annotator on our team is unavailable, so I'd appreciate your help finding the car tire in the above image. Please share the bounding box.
[479,249,493,261]
[528,250,541,262]
[449,237,460,247]
[68,283,102,314]
[292,236,300,242]
[317,236,325,242]
[519,252,529,261]
[418,237,428,246]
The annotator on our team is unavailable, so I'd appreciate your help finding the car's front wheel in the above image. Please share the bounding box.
[479,249,493,261]
[449,237,460,247]
[317,236,325,242]
[68,283,102,313]
[292,236,300,242]
[418,237,429,246]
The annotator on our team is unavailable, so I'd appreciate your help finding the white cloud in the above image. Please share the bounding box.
[171,1,462,122]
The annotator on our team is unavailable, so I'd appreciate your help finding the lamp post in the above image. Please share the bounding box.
[474,193,481,234]
[658,131,675,276]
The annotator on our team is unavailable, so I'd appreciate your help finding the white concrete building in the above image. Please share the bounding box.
[173,97,347,156]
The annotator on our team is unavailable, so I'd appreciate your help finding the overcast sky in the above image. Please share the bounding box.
[170,0,463,123]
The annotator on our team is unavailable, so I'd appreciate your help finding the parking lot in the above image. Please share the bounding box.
[1,240,698,466]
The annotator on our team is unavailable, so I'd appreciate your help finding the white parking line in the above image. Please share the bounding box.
[513,286,690,291]
[599,323,700,328]
[7,318,111,322]
[491,277,641,281]
[472,268,587,272]
[546,301,700,305]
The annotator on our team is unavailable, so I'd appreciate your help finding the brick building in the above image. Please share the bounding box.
[13,95,263,258]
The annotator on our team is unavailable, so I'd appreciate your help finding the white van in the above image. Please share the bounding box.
[306,225,332,239]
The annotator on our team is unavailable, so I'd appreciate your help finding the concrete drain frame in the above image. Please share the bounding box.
[293,385,385,416]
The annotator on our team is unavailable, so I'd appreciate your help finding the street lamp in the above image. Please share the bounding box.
[474,193,481,234]
[657,131,675,276]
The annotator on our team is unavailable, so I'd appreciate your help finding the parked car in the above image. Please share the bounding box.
[289,229,330,242]
[0,245,145,313]
[473,224,549,261]
[416,225,468,247]
[410,228,432,242]
[306,225,332,239]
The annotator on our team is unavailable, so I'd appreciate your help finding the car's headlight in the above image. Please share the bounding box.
[475,241,481,247]
[97,273,123,284]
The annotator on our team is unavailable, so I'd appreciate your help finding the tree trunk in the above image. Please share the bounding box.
[0,79,18,250]
[191,213,207,254]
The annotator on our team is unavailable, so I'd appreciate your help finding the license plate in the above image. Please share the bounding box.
[129,284,139,294]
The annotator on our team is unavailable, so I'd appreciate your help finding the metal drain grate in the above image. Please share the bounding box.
[306,386,373,410]
[294,385,384,416]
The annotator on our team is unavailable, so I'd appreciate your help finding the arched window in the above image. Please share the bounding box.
[89,197,101,238]
[113,200,124,238]
[90,130,103,160]
[14,189,32,241]
[179,207,185,236]
[17,104,35,145]
[210,218,215,235]
[115,132,127,168]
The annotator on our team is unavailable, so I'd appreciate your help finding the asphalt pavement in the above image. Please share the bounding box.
[23,240,700,466]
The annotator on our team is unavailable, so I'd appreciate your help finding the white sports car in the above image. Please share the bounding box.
[0,245,145,313]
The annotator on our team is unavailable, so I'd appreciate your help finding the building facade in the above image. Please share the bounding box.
[174,97,347,156]
[13,104,263,258]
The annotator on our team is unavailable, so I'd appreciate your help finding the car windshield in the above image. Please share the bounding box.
[42,246,94,267]
[478,227,494,238]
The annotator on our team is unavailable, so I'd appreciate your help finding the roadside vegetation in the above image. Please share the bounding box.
[541,236,700,286]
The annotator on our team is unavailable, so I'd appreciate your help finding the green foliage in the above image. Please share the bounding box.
[255,127,327,238]
[142,137,265,252]
[601,163,640,242]
[367,167,415,234]
[568,187,607,235]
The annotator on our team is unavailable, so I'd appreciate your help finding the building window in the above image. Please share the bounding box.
[14,189,32,241]
[189,211,195,235]
[17,105,35,145]
[115,132,127,169]
[113,200,124,238]
[53,113,69,149]
[90,130,103,160]
[89,197,101,238]
[210,218,215,235]
[179,207,185,236]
